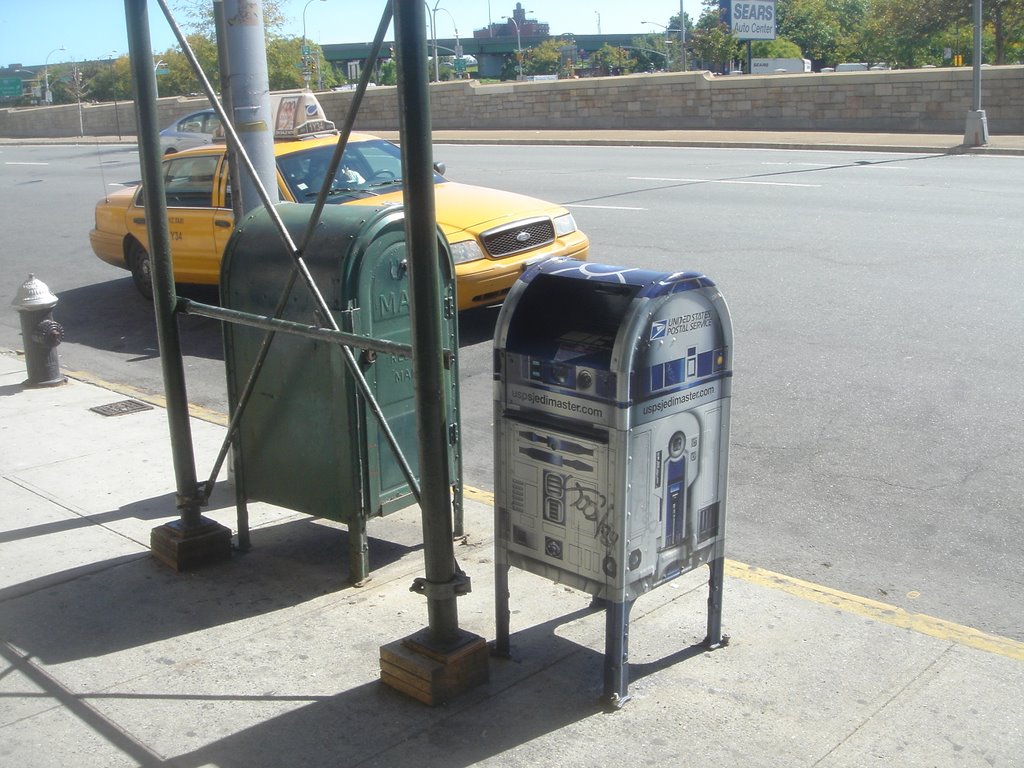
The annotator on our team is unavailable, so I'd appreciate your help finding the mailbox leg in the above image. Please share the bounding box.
[705,555,726,647]
[348,514,370,586]
[231,442,251,552]
[603,599,635,707]
[493,561,512,657]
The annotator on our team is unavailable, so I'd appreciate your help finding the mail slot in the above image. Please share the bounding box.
[492,258,733,705]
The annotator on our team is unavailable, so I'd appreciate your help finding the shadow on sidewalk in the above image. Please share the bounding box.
[0,514,421,663]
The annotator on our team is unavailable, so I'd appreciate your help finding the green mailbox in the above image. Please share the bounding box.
[221,202,462,584]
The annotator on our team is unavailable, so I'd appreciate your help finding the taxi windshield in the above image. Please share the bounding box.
[277,139,444,201]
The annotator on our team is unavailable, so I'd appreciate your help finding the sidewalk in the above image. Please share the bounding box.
[1,347,1022,767]
[2,129,1024,155]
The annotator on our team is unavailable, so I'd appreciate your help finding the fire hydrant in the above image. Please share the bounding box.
[11,274,66,387]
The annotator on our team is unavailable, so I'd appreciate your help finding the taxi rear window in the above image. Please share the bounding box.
[134,155,219,209]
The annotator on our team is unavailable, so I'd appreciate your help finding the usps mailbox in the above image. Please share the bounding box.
[493,258,733,705]
[222,202,462,586]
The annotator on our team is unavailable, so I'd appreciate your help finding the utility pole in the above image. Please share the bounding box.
[219,0,278,215]
[963,0,988,146]
[680,0,688,72]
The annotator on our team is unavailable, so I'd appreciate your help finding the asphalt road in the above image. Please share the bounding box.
[2,141,1021,643]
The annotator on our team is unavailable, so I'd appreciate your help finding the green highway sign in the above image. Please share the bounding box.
[0,77,23,98]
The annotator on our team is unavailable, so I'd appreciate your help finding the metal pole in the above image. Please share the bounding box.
[506,16,523,80]
[44,46,64,104]
[74,63,84,136]
[680,0,687,72]
[972,0,983,112]
[963,0,988,145]
[394,0,461,646]
[222,0,277,215]
[109,56,123,139]
[302,0,325,90]
[427,1,439,82]
[123,0,202,529]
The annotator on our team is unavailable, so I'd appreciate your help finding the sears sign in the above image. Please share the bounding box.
[720,0,777,41]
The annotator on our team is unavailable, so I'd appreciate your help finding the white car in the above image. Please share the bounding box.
[159,108,223,155]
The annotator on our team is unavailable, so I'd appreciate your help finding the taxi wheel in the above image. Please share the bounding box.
[129,242,154,300]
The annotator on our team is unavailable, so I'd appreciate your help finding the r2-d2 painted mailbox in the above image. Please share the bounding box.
[493,258,733,705]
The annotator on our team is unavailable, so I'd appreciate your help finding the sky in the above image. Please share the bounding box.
[1,0,698,67]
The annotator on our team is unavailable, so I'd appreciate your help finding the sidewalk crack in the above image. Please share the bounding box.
[809,644,954,766]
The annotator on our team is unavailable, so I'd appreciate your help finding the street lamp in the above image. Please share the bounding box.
[98,51,122,139]
[505,15,523,80]
[642,19,687,72]
[425,1,438,82]
[435,6,462,78]
[44,46,65,104]
[153,58,167,98]
[72,60,84,137]
[302,0,326,90]
[424,1,448,82]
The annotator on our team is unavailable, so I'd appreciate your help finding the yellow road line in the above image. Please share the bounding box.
[466,484,1024,661]
[63,369,229,426]
[463,485,495,506]
[725,560,1024,661]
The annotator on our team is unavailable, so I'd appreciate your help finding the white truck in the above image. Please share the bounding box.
[751,57,812,74]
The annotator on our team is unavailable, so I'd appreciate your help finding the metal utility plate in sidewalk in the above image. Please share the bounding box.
[90,399,154,417]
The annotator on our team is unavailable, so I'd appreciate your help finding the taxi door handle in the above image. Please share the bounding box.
[132,217,146,225]
[215,219,232,228]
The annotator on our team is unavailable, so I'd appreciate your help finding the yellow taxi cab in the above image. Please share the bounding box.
[89,94,588,311]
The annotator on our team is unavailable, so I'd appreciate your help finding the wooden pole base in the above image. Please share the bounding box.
[151,517,232,571]
[380,628,489,706]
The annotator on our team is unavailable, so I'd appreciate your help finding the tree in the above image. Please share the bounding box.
[87,56,133,103]
[987,0,1024,64]
[692,2,742,72]
[751,38,804,58]
[776,0,868,66]
[523,38,570,76]
[855,0,961,67]
[590,44,634,76]
[628,34,673,72]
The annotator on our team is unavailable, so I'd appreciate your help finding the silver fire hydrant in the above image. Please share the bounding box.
[11,274,66,387]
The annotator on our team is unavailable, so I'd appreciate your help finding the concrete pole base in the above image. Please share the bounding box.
[964,110,989,147]
[151,517,233,571]
[380,627,489,706]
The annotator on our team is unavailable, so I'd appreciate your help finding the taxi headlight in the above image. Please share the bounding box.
[553,212,577,237]
[449,239,485,264]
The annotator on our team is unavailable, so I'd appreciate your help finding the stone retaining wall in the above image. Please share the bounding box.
[2,66,1021,138]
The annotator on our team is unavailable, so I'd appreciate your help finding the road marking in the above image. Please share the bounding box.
[53,367,1024,662]
[62,368,229,426]
[629,176,821,188]
[762,161,834,167]
[5,161,50,166]
[727,560,1024,661]
[461,483,1023,660]
[566,203,646,211]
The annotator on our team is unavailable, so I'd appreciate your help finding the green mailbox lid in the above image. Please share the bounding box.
[223,201,455,314]
[223,201,399,304]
